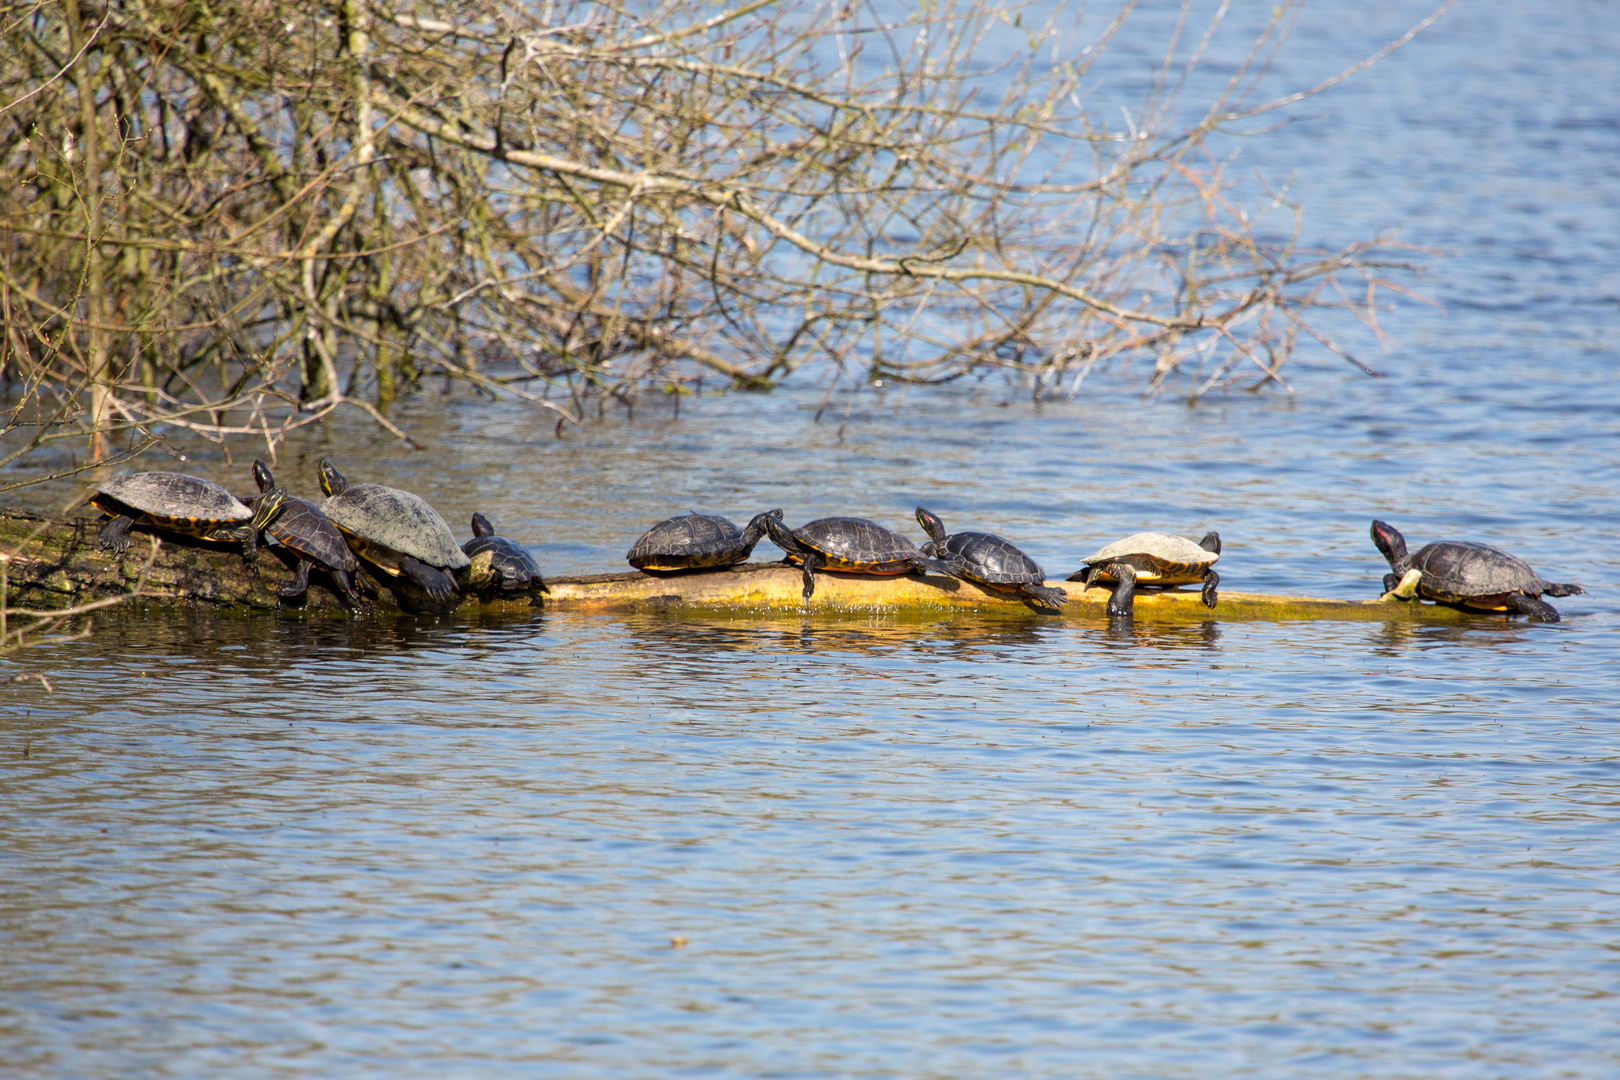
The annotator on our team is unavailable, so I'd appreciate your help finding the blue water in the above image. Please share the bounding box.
[4,1,1619,1076]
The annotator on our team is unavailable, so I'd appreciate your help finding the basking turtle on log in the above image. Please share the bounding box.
[250,460,363,609]
[1370,519,1583,622]
[1069,531,1221,618]
[761,513,957,602]
[914,507,1068,611]
[89,472,257,558]
[627,509,782,572]
[316,458,470,603]
[461,513,549,600]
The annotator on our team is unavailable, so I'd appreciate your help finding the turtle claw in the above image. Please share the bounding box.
[98,515,134,553]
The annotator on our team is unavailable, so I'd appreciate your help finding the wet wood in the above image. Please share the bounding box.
[2,507,1479,623]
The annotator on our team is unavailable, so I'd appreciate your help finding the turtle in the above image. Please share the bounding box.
[1067,531,1221,618]
[914,507,1068,612]
[626,509,783,572]
[1370,519,1583,623]
[249,460,363,608]
[760,513,957,601]
[461,512,549,598]
[316,458,470,602]
[89,471,256,558]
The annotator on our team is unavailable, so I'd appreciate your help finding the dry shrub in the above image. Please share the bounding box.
[0,0,1448,480]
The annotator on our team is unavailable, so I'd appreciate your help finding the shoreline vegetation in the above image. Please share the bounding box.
[0,507,1479,637]
[2,0,1449,478]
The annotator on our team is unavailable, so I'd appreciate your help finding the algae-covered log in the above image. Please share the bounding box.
[545,563,1478,623]
[1,507,329,613]
[1,508,1483,623]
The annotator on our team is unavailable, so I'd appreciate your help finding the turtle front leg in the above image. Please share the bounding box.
[400,556,457,602]
[1106,563,1137,618]
[209,522,259,563]
[98,514,134,553]
[352,567,379,598]
[280,557,313,599]
[240,525,261,564]
[1542,582,1584,597]
[1505,593,1561,623]
[1200,568,1219,610]
[798,551,824,601]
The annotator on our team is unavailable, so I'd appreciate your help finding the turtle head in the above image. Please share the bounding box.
[471,512,494,538]
[252,459,275,493]
[317,458,348,498]
[914,507,947,545]
[1369,519,1409,572]
[751,510,795,551]
[1198,531,1221,555]
[250,487,289,531]
[743,508,785,545]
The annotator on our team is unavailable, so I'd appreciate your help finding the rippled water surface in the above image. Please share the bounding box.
[4,2,1620,1076]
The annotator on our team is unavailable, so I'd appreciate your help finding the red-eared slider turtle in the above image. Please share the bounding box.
[914,507,1068,612]
[627,509,783,572]
[1370,519,1583,623]
[89,471,256,557]
[462,513,549,599]
[761,513,956,601]
[316,458,469,602]
[1068,531,1221,618]
[250,460,362,608]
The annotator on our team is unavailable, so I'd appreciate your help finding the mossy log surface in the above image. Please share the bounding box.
[0,507,1486,623]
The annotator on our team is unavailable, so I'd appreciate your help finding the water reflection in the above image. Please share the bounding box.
[88,604,547,668]
[1096,617,1222,651]
[1366,614,1546,655]
[617,612,1058,660]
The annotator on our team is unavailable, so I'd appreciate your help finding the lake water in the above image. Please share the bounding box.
[4,2,1619,1076]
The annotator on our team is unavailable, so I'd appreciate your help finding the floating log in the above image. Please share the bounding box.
[0,507,1483,623]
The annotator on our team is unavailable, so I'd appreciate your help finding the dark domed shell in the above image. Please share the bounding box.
[941,531,1045,584]
[795,517,922,562]
[1082,531,1216,568]
[1411,541,1544,597]
[630,513,744,560]
[267,494,358,571]
[463,529,544,588]
[322,484,470,569]
[96,472,252,522]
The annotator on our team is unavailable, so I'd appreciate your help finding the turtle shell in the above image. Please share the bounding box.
[320,484,470,573]
[463,515,545,591]
[1079,531,1217,585]
[91,472,252,537]
[628,512,753,571]
[792,517,925,572]
[263,493,358,573]
[930,531,1046,587]
[1408,541,1546,609]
